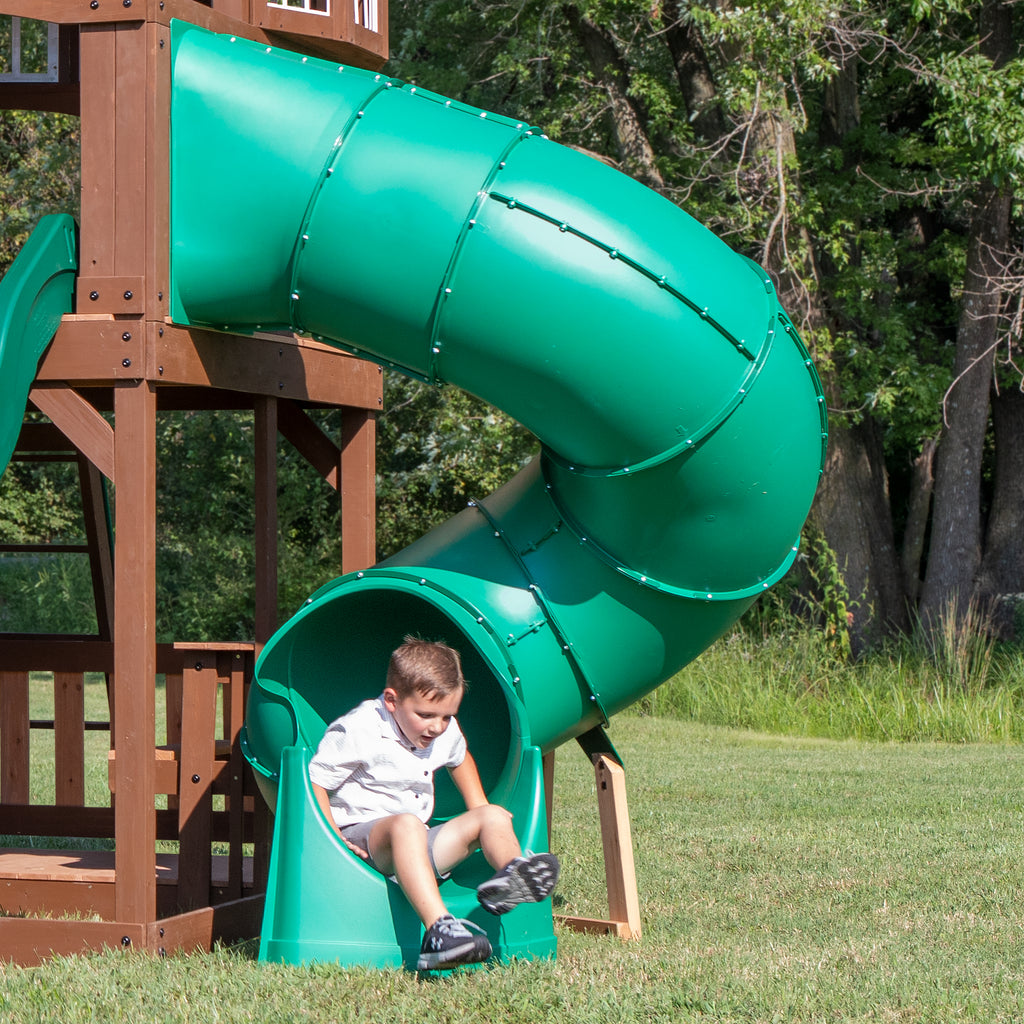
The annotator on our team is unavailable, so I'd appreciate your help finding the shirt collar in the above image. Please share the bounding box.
[376,695,421,753]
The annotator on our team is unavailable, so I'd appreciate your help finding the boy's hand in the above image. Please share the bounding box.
[339,832,370,861]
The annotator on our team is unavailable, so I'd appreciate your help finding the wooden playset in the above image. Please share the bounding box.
[0,0,384,964]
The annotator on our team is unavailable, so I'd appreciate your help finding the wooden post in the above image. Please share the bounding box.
[112,380,158,928]
[53,672,86,806]
[176,658,217,912]
[550,749,642,940]
[254,396,279,647]
[0,671,30,805]
[340,405,376,573]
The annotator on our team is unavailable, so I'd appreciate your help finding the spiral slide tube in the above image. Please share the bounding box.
[169,21,826,967]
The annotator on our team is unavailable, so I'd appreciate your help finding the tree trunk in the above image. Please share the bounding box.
[899,437,936,607]
[810,416,908,652]
[976,381,1024,639]
[563,6,665,190]
[659,0,728,142]
[918,0,1014,628]
[918,183,1012,624]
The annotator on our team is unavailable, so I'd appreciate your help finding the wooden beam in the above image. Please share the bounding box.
[552,751,642,941]
[340,405,377,573]
[216,650,250,901]
[36,316,144,382]
[254,396,279,646]
[145,894,265,957]
[146,16,171,323]
[0,919,145,967]
[79,453,115,640]
[175,661,218,912]
[0,806,256,843]
[149,325,383,407]
[278,399,341,490]
[592,754,641,939]
[112,380,158,926]
[28,386,116,482]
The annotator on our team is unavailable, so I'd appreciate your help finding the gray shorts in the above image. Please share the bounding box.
[340,817,451,881]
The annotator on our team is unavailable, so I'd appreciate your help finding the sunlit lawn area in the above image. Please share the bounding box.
[3,712,1022,1023]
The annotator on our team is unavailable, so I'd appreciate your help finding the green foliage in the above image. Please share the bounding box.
[928,51,1024,186]
[635,624,1024,743]
[376,374,538,557]
[0,453,99,634]
[0,107,79,276]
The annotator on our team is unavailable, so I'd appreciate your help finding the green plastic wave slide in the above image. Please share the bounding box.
[0,214,77,479]
[173,19,827,969]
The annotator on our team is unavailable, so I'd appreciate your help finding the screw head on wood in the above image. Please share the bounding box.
[89,290,99,300]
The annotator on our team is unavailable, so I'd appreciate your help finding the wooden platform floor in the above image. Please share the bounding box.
[0,848,253,886]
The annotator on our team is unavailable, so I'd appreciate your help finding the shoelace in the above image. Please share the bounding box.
[428,916,486,947]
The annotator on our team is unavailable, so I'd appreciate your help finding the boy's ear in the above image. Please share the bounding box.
[381,687,399,711]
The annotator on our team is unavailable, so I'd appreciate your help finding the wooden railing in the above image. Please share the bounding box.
[0,637,263,916]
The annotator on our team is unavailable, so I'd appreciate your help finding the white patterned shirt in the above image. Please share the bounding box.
[308,696,467,827]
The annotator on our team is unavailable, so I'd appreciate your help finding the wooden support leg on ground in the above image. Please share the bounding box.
[546,741,642,940]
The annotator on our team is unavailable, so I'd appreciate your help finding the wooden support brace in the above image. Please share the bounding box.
[550,750,642,941]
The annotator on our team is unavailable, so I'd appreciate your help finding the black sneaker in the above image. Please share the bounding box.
[477,852,560,915]
[416,914,492,970]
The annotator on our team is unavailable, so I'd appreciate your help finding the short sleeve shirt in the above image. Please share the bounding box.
[308,696,467,827]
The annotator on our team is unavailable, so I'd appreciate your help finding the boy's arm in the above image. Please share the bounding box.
[312,782,338,830]
[448,751,490,811]
[311,782,370,861]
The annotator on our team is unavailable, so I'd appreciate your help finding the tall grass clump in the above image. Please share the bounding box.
[632,595,1024,743]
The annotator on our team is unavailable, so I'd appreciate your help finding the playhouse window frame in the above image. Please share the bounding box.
[265,0,332,15]
[353,0,378,34]
[0,17,60,84]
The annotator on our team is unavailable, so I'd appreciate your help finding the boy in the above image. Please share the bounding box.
[309,636,560,969]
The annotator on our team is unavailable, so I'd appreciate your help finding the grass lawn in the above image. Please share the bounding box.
[2,715,1022,1022]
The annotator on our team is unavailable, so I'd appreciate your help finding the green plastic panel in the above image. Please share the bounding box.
[0,214,77,479]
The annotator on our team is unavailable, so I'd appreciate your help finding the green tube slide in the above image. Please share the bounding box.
[169,21,826,967]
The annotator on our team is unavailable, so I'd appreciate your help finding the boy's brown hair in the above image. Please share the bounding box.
[386,636,466,699]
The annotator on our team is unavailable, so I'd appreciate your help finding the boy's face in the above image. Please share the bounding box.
[383,687,463,750]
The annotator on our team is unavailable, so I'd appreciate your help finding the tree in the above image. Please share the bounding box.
[385,0,1024,649]
[918,0,1021,631]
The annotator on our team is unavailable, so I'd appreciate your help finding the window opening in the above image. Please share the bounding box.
[266,0,331,14]
[0,17,60,83]
[353,0,378,33]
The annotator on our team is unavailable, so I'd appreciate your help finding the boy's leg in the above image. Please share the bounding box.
[430,804,560,916]
[430,803,522,876]
[366,813,449,927]
[364,814,492,969]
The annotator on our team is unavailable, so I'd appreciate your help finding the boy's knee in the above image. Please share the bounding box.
[391,812,426,835]
[478,803,514,831]
[374,812,427,850]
